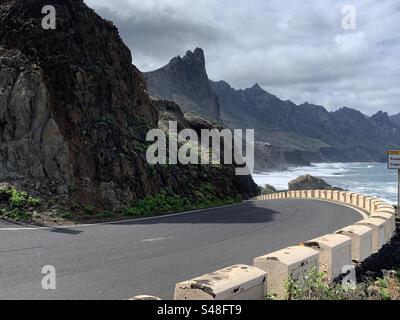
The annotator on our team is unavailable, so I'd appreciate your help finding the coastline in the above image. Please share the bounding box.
[253,162,398,204]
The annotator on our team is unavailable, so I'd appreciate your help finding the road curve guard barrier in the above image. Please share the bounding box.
[133,190,397,300]
[253,246,319,299]
[174,265,267,300]
[303,234,352,282]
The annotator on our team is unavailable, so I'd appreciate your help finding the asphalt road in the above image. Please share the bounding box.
[0,199,363,300]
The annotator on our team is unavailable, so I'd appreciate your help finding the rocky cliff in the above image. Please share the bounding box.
[0,0,258,216]
[144,48,222,123]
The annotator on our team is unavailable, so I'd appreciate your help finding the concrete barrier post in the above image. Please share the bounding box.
[345,192,354,205]
[332,191,340,201]
[300,190,307,198]
[314,190,321,198]
[377,205,395,214]
[370,199,380,214]
[371,212,395,240]
[304,234,352,281]
[326,190,333,200]
[357,195,365,209]
[364,196,374,212]
[351,194,359,207]
[306,190,313,198]
[339,191,347,203]
[254,246,319,299]
[174,265,267,300]
[356,218,387,252]
[376,208,396,229]
[336,225,373,263]
[320,190,327,199]
[373,201,386,213]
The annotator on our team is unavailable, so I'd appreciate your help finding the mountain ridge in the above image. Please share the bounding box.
[144,48,222,123]
[144,47,400,168]
[390,113,400,128]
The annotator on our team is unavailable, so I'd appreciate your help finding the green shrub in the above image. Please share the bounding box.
[27,196,42,207]
[3,208,31,222]
[60,211,73,220]
[123,187,239,217]
[99,211,113,219]
[83,205,95,215]
[0,186,36,222]
[9,188,28,207]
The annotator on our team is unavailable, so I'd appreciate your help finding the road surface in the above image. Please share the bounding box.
[0,199,362,300]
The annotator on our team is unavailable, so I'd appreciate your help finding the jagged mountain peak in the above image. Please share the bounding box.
[371,110,393,125]
[144,48,221,122]
[251,83,262,90]
[168,47,205,68]
[183,47,205,66]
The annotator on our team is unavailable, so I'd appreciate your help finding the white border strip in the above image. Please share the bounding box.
[0,201,248,232]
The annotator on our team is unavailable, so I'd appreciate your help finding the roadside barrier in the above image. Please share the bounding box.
[132,190,396,300]
[174,265,267,300]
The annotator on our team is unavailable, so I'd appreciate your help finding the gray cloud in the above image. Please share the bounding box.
[86,0,400,115]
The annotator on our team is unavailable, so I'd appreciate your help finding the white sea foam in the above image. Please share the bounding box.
[253,162,398,204]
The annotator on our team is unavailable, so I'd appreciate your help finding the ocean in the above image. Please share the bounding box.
[253,162,399,204]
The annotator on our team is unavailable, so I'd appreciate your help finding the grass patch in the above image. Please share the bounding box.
[278,267,400,300]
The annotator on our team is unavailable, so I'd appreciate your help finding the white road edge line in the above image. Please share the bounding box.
[0,198,367,232]
[322,199,369,219]
[279,198,369,219]
[0,201,248,232]
[141,237,173,242]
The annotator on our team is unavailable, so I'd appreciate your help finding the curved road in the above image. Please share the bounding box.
[0,199,362,300]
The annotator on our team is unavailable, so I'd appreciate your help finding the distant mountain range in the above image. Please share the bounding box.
[144,48,400,171]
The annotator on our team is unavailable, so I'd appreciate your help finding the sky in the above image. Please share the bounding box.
[86,0,400,116]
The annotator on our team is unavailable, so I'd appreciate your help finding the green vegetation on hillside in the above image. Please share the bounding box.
[123,184,240,217]
[0,184,41,222]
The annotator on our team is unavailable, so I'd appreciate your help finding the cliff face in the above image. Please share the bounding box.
[144,48,222,123]
[0,0,258,212]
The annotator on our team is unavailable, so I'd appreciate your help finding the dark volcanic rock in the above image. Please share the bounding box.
[0,0,258,212]
[144,48,222,123]
[288,175,334,191]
